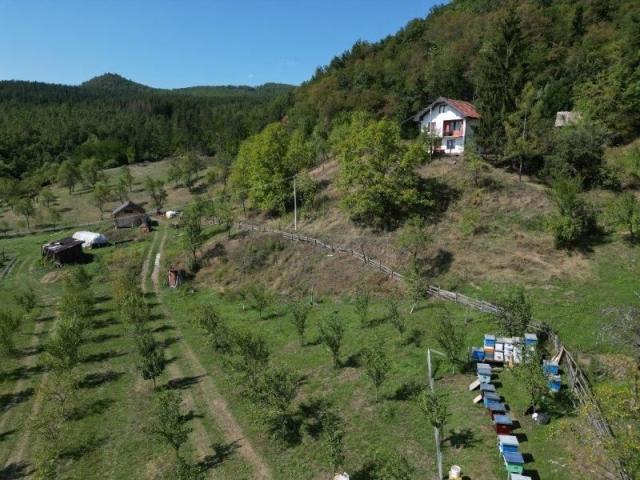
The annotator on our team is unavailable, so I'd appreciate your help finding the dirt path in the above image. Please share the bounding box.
[150,229,272,480]
[1,315,49,470]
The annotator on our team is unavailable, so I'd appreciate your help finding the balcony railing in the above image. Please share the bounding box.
[442,130,462,137]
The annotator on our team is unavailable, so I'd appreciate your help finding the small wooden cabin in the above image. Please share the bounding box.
[42,237,84,265]
[112,201,148,229]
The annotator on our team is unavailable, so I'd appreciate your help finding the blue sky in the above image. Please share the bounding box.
[0,1,438,88]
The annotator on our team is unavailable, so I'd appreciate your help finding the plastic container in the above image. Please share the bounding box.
[449,465,462,479]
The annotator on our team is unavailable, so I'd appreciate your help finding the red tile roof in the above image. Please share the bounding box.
[446,98,480,119]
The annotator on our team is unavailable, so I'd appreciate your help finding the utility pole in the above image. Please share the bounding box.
[427,348,446,480]
[293,176,297,231]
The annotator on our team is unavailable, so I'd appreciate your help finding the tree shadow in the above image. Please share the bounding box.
[402,328,425,348]
[391,380,423,401]
[81,350,127,364]
[60,436,108,460]
[422,178,461,224]
[424,248,454,277]
[343,352,362,368]
[447,428,479,449]
[90,333,121,344]
[92,317,119,329]
[166,375,205,391]
[78,370,124,389]
[17,345,44,358]
[0,462,31,479]
[0,365,44,383]
[69,398,115,421]
[0,388,35,412]
[159,337,181,349]
[152,324,175,333]
[297,397,333,440]
[198,440,241,471]
[0,429,17,443]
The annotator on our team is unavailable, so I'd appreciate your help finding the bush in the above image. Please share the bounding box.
[547,175,597,247]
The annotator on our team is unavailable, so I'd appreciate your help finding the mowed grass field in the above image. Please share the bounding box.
[0,158,205,233]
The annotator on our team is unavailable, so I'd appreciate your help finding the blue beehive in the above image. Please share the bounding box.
[498,434,519,454]
[480,383,496,393]
[477,363,492,383]
[503,451,525,474]
[487,401,506,418]
[524,333,538,348]
[471,347,485,361]
[543,360,560,375]
[484,334,496,347]
[483,391,501,408]
[548,374,561,393]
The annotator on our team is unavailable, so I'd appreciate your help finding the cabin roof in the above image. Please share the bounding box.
[112,200,145,216]
[43,237,84,253]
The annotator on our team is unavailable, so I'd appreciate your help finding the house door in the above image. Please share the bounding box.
[446,139,455,152]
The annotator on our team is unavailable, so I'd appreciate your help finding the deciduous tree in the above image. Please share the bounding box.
[320,313,345,369]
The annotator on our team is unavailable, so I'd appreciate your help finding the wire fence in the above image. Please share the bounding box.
[225,219,631,480]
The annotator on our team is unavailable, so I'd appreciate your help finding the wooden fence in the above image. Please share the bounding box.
[226,220,631,480]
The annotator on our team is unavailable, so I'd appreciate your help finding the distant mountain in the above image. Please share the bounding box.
[80,73,151,92]
[173,83,294,99]
[79,73,295,99]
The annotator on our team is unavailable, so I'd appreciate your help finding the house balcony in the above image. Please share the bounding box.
[442,130,463,137]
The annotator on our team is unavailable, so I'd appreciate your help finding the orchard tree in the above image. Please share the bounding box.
[245,283,272,319]
[354,285,371,328]
[79,157,102,189]
[39,189,56,208]
[145,176,168,211]
[91,181,112,219]
[435,314,467,373]
[44,316,84,372]
[135,331,165,388]
[255,367,299,440]
[289,299,311,346]
[418,389,449,443]
[15,197,36,230]
[606,192,640,239]
[0,310,22,357]
[548,175,596,247]
[181,208,204,271]
[47,207,62,227]
[120,165,134,192]
[322,410,345,473]
[386,297,406,334]
[192,304,232,353]
[147,390,192,457]
[235,331,270,383]
[57,160,79,193]
[511,349,548,413]
[320,313,345,369]
[361,338,391,402]
[495,285,532,336]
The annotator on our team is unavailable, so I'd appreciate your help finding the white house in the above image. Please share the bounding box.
[413,97,480,155]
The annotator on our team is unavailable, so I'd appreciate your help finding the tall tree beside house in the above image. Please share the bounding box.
[230,123,304,214]
[504,82,546,181]
[474,3,526,155]
[331,112,431,230]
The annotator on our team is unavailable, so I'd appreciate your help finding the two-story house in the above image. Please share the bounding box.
[413,97,480,155]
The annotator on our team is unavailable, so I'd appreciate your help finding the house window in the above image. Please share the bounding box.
[446,139,455,151]
[438,104,446,113]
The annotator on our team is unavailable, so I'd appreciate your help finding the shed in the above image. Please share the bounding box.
[112,201,149,229]
[42,237,84,265]
[72,231,108,248]
[168,268,185,288]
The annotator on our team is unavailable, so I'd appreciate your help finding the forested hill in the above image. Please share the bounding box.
[287,0,640,147]
[0,74,294,179]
